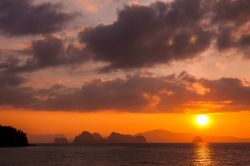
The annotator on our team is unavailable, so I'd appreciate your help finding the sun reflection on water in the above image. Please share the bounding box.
[193,143,214,166]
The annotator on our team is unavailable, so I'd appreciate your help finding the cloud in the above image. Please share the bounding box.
[0,72,250,113]
[79,0,212,71]
[0,0,74,36]
[4,35,88,73]
[78,0,250,71]
[0,74,24,87]
[202,77,250,111]
[0,73,34,107]
[1,0,249,73]
[213,0,250,54]
[0,0,250,113]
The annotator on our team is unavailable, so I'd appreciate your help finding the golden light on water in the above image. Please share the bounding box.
[193,143,214,165]
[196,115,209,126]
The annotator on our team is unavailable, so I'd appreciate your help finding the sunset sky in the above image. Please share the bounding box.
[1,0,250,141]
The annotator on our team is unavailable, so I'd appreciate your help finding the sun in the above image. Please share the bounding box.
[196,114,209,126]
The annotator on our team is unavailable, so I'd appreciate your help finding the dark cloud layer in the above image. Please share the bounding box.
[0,0,74,36]
[0,74,24,87]
[0,73,33,107]
[1,0,250,73]
[0,72,250,113]
[79,0,250,71]
[0,0,250,113]
[4,35,88,73]
[79,0,212,70]
[214,0,250,54]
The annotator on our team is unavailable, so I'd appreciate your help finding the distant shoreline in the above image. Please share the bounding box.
[30,142,250,147]
[2,142,250,148]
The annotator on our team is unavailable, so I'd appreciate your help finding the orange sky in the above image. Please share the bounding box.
[1,110,250,140]
[1,0,250,143]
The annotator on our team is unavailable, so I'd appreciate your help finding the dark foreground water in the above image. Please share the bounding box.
[0,143,250,166]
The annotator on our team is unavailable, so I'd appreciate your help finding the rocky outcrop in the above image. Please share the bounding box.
[0,125,29,147]
[73,131,147,144]
[73,131,105,144]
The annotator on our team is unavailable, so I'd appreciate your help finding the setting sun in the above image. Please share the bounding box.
[196,115,209,126]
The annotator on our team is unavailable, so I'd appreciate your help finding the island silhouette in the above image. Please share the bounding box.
[73,131,147,144]
[137,129,250,143]
[2,125,250,145]
[30,129,250,144]
[0,125,29,147]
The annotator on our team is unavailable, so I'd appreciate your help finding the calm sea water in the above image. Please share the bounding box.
[0,143,250,166]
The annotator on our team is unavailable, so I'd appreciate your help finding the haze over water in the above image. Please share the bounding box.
[1,143,250,166]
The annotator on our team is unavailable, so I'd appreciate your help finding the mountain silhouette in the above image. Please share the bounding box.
[0,125,29,147]
[137,129,250,143]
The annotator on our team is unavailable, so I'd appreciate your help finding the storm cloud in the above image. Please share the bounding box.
[0,0,74,36]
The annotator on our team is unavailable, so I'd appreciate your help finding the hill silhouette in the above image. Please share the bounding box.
[0,125,29,147]
[73,131,146,144]
[137,129,250,143]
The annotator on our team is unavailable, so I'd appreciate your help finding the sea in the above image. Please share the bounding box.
[0,143,250,166]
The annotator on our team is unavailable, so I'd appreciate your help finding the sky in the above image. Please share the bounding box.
[1,0,250,141]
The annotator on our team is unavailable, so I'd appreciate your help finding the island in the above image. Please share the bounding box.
[73,131,105,144]
[0,125,29,147]
[73,131,147,144]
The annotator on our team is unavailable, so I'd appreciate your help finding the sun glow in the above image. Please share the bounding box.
[196,114,209,126]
